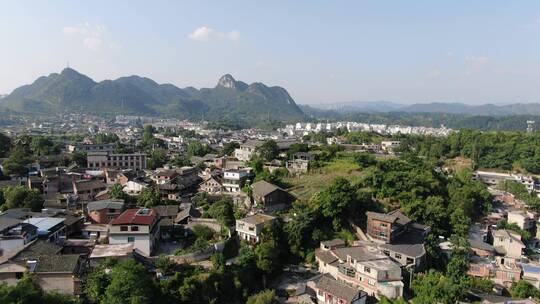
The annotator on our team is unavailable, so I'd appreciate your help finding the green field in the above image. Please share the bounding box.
[284,158,363,202]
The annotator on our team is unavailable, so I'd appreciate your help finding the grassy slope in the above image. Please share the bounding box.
[284,157,363,202]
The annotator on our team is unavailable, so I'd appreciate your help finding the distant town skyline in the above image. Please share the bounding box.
[1,1,540,104]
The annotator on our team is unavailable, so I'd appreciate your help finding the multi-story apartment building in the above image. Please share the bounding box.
[108,208,159,256]
[315,240,404,299]
[87,152,147,170]
[366,210,429,270]
[67,143,117,154]
[222,169,249,193]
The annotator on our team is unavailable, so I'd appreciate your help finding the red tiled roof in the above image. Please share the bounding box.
[110,208,156,226]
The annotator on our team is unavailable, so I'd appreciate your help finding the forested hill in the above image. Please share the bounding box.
[0,69,305,126]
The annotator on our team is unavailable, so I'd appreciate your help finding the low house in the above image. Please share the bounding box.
[491,229,525,259]
[520,262,540,289]
[313,274,367,304]
[0,219,38,257]
[1,241,86,295]
[251,180,294,213]
[174,203,199,225]
[175,166,201,191]
[199,175,224,194]
[507,210,536,231]
[73,179,107,201]
[87,199,125,224]
[263,160,282,173]
[380,141,400,153]
[286,152,314,175]
[157,183,180,201]
[89,244,134,266]
[123,180,148,195]
[314,240,404,299]
[108,208,160,256]
[23,217,65,242]
[234,140,264,161]
[153,205,179,221]
[236,213,276,243]
[154,170,179,185]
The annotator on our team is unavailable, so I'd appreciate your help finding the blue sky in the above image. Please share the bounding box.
[1,1,539,104]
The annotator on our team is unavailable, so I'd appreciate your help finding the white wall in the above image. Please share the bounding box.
[109,234,152,256]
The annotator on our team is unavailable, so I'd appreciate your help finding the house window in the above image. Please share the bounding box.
[395,253,402,259]
[248,227,255,231]
[15,272,23,279]
[131,226,139,231]
[127,236,135,243]
[406,257,414,264]
[364,266,371,273]
[120,226,128,231]
[368,279,376,286]
[380,223,387,227]
[383,250,390,256]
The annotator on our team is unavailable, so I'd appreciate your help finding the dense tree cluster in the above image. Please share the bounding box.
[0,274,79,304]
[0,186,44,212]
[400,129,540,173]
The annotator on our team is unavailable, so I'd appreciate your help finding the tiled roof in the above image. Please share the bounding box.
[87,200,125,212]
[252,180,282,197]
[239,213,275,225]
[321,239,346,248]
[110,208,156,226]
[74,179,106,191]
[153,205,179,217]
[366,210,411,226]
[0,216,22,232]
[315,248,338,264]
[32,255,80,273]
[13,240,62,261]
[315,274,361,302]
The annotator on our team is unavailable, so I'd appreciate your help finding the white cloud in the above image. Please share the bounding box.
[62,23,114,51]
[83,37,103,51]
[255,60,269,68]
[188,26,240,42]
[465,56,489,75]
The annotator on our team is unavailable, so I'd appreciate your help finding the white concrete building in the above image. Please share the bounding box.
[109,208,159,256]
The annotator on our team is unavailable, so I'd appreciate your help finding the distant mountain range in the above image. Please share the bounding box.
[306,101,540,116]
[0,68,304,125]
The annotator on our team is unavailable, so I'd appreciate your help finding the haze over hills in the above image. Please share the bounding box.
[306,101,540,116]
[0,68,305,124]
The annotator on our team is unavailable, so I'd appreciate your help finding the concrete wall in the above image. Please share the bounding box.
[109,234,152,256]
